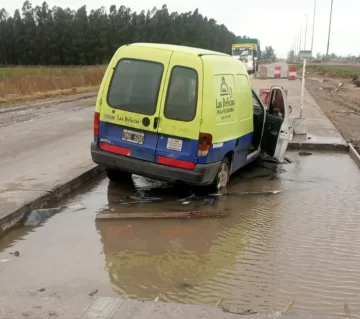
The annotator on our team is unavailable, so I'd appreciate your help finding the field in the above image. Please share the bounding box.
[290,63,360,80]
[0,66,106,104]
[302,64,360,153]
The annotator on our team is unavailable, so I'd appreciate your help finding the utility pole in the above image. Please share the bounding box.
[299,25,302,52]
[326,0,334,65]
[304,14,308,50]
[311,0,317,55]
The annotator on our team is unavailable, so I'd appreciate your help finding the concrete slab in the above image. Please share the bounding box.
[251,69,347,149]
[0,292,347,319]
[96,210,227,219]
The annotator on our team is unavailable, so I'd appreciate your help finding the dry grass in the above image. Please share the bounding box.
[0,66,106,104]
[289,63,360,79]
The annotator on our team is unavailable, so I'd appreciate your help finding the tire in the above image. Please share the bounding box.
[106,168,132,183]
[209,157,231,191]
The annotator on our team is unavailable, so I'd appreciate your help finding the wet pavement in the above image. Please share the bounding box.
[1,151,360,316]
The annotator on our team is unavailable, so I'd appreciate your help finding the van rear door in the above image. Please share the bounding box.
[98,47,171,162]
[154,52,203,170]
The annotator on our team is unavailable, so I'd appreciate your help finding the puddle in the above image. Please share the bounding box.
[0,151,360,316]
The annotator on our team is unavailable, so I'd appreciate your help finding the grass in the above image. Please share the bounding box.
[288,63,360,79]
[0,66,107,104]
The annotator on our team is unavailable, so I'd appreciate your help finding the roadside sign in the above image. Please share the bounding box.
[299,50,312,59]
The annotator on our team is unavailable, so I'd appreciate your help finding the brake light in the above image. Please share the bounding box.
[197,133,212,157]
[94,112,100,137]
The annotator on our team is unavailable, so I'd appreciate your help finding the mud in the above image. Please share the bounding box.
[305,74,360,153]
[0,152,360,316]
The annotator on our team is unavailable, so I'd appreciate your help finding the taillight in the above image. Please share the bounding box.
[197,133,212,157]
[94,112,100,137]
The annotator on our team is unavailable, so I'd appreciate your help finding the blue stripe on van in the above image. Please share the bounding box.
[98,121,256,172]
[197,132,253,164]
[155,134,198,163]
[99,121,159,162]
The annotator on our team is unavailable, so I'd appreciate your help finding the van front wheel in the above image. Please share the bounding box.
[210,158,230,191]
[106,168,132,184]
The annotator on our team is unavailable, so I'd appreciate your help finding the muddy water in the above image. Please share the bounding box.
[1,151,360,316]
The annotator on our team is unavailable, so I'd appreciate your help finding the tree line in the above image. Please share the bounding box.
[0,1,240,65]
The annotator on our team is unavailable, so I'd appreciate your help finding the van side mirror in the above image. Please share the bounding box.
[289,105,293,114]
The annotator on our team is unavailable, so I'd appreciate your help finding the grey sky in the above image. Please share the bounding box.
[3,0,359,58]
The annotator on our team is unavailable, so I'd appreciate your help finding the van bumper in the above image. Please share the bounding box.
[91,142,221,186]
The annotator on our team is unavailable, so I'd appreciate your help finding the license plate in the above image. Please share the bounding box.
[122,129,144,144]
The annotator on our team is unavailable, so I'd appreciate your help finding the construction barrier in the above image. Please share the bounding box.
[274,66,281,78]
[288,66,297,80]
[259,66,267,80]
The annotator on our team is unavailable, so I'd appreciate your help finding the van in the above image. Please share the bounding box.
[91,43,293,190]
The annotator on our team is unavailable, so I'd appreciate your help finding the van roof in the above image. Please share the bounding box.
[128,43,230,57]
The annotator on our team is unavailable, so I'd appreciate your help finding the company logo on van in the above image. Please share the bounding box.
[216,76,235,121]
[220,77,232,97]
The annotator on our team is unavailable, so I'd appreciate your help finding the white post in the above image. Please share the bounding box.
[300,58,306,118]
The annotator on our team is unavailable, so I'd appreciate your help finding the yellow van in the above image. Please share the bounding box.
[91,43,293,190]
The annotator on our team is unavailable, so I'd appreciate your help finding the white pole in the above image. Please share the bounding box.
[300,58,307,118]
[304,14,308,50]
[311,0,316,54]
[326,0,334,65]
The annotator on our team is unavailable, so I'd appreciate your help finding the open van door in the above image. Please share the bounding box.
[261,86,293,162]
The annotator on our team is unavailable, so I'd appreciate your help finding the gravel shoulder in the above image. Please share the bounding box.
[305,73,360,153]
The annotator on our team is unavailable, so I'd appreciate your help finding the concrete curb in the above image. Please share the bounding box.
[349,143,360,168]
[0,165,105,237]
[288,142,349,152]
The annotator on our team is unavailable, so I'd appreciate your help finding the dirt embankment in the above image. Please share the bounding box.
[305,72,360,153]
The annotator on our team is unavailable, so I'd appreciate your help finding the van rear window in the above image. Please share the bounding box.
[107,59,163,115]
[164,67,198,122]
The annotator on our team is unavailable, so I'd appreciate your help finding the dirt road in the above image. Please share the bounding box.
[304,74,360,152]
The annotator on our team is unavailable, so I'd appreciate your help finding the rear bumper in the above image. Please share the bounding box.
[91,142,221,186]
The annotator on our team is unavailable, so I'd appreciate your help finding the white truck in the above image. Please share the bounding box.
[231,45,256,74]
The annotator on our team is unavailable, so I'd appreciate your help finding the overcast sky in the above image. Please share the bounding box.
[3,0,359,58]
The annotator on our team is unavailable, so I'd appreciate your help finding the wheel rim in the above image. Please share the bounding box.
[217,163,229,190]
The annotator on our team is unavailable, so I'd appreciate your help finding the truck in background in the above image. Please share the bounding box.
[231,38,261,74]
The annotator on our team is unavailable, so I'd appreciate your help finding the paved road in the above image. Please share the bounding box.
[0,93,97,220]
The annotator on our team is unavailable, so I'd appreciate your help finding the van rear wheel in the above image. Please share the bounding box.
[106,168,132,184]
[209,158,230,191]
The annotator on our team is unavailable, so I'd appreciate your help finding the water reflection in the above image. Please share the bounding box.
[96,160,284,304]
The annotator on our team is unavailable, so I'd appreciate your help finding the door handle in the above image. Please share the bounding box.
[153,117,159,129]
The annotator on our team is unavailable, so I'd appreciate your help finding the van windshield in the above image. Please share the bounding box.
[107,59,163,115]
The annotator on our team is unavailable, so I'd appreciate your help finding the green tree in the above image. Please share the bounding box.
[263,46,276,62]
[287,50,295,62]
[0,1,239,65]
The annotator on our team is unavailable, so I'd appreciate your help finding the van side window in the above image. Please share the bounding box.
[164,66,198,122]
[107,59,163,115]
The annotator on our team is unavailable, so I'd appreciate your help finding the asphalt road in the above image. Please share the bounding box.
[0,93,97,219]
